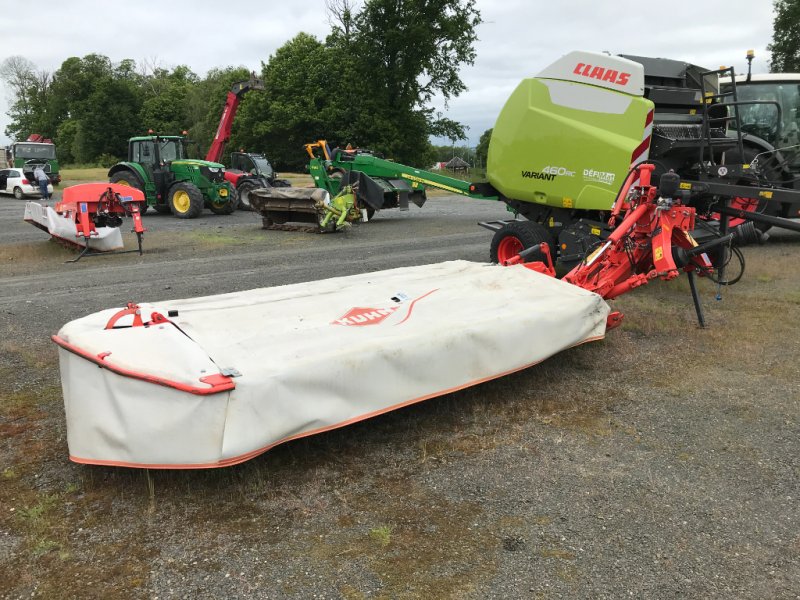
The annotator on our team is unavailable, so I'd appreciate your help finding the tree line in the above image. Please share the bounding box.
[0,0,481,171]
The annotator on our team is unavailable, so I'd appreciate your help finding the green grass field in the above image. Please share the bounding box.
[59,167,313,189]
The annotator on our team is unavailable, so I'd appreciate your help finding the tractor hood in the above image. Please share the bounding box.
[171,159,225,169]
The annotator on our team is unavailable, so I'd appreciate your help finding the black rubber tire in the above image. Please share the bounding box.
[490,221,554,264]
[110,171,148,215]
[168,182,204,219]
[208,186,239,215]
[154,204,172,215]
[237,180,261,211]
[13,186,24,199]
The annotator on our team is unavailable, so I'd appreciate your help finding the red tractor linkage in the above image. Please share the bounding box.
[506,163,732,328]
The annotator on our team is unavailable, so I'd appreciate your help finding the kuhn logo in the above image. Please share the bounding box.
[333,307,398,326]
[573,63,631,87]
[332,289,438,327]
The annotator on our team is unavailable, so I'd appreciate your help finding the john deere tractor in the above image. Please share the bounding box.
[108,135,237,218]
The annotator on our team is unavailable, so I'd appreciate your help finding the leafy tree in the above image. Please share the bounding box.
[325,0,481,165]
[47,54,142,162]
[0,56,52,140]
[55,119,79,164]
[769,0,800,71]
[185,66,254,161]
[235,33,344,170]
[139,65,199,136]
[475,127,492,168]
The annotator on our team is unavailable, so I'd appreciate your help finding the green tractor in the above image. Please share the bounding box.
[108,135,237,218]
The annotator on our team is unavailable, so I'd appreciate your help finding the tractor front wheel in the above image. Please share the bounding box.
[490,221,554,264]
[110,171,148,215]
[208,186,239,215]
[168,182,204,219]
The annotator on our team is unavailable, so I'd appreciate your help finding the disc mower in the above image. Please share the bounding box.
[24,183,146,262]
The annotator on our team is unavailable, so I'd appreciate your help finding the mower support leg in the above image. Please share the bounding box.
[688,270,706,328]
[66,238,93,263]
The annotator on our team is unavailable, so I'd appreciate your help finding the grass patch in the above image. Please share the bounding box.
[369,525,393,547]
[59,167,108,186]
[0,240,78,276]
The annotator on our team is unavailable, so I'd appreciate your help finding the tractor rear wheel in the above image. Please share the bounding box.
[237,180,261,211]
[168,182,204,219]
[208,186,239,215]
[490,221,554,264]
[110,171,148,215]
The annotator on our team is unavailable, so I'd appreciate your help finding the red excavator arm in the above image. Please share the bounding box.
[204,74,264,164]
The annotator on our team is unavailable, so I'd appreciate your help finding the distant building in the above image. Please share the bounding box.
[445,156,471,174]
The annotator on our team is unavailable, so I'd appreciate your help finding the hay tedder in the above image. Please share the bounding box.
[51,51,800,469]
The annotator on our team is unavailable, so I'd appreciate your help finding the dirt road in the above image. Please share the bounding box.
[1,194,798,599]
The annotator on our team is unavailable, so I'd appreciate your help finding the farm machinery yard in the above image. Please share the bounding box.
[1,133,798,599]
[22,51,800,468]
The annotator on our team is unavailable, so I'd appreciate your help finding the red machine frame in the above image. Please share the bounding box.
[507,164,732,328]
[55,183,147,262]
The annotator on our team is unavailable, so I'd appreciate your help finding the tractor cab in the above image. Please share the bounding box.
[230,151,275,180]
[723,76,800,159]
[129,136,185,166]
[128,136,187,195]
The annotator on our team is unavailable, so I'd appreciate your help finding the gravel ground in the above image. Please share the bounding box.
[0,191,798,599]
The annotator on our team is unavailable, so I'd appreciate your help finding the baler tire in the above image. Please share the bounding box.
[168,182,204,219]
[208,186,239,215]
[237,180,261,212]
[490,221,554,264]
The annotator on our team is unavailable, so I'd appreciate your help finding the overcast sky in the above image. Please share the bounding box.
[0,0,776,148]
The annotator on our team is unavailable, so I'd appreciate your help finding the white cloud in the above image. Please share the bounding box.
[0,0,775,147]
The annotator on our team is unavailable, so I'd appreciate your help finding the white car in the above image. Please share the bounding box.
[0,167,54,199]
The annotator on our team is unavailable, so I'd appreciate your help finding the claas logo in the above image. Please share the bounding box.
[573,63,631,87]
